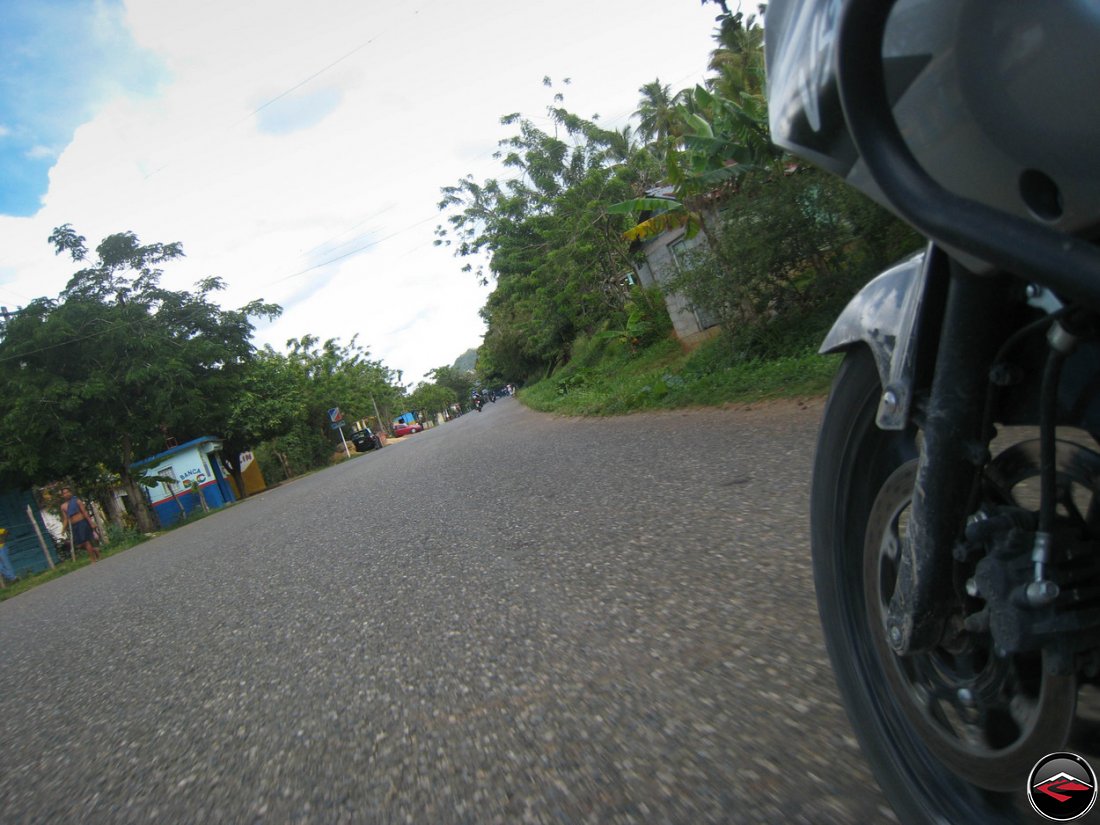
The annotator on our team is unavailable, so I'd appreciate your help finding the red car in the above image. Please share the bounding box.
[392,421,424,437]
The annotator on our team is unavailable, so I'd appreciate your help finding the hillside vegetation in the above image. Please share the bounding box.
[437,10,921,413]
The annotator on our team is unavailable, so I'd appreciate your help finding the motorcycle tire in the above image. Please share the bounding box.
[811,346,1027,824]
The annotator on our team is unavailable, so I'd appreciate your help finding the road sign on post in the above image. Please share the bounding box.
[329,407,350,457]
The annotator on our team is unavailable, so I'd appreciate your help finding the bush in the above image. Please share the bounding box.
[254,424,331,482]
[668,167,921,360]
[580,286,674,359]
[104,521,145,545]
[567,327,616,370]
[623,285,673,348]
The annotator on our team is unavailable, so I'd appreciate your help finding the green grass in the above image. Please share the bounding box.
[0,509,216,603]
[519,335,841,416]
[0,530,148,602]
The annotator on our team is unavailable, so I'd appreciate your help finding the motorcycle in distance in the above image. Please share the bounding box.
[766,1,1100,822]
[472,392,484,412]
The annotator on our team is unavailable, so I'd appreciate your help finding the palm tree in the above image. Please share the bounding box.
[635,80,679,146]
[603,124,640,164]
[707,11,766,99]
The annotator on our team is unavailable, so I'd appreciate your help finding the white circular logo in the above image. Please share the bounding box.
[1027,752,1098,822]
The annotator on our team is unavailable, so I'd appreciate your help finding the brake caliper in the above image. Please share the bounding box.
[960,506,1100,676]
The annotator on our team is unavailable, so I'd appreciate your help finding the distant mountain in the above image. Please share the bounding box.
[453,348,477,372]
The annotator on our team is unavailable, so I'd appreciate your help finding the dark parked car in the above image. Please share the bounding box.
[351,428,383,452]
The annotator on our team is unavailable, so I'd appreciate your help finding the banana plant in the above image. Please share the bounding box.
[609,85,774,243]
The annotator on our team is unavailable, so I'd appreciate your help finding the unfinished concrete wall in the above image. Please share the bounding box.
[636,228,719,346]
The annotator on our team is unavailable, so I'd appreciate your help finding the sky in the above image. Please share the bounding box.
[0,0,723,385]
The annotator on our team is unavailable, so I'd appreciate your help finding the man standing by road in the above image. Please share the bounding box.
[60,487,101,562]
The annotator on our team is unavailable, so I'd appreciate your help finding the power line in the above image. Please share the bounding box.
[268,61,703,279]
[144,1,439,182]
[272,213,440,283]
[233,39,377,128]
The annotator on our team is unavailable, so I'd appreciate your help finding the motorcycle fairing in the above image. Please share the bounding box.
[767,0,1100,243]
[819,246,929,430]
[822,253,1100,438]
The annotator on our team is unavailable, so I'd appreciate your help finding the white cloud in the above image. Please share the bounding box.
[3,0,720,382]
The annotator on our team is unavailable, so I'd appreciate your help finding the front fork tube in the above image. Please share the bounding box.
[886,263,1010,656]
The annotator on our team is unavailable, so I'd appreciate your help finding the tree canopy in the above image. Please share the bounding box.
[0,225,414,531]
[0,226,283,528]
[436,87,665,383]
[434,6,919,387]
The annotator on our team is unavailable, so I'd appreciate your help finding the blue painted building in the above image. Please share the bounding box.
[130,437,236,527]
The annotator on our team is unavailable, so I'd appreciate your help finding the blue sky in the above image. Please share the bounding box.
[0,0,720,382]
[0,0,164,215]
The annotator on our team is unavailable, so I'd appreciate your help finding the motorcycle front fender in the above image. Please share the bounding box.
[820,246,934,430]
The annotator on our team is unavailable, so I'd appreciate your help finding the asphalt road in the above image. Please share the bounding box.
[0,396,898,824]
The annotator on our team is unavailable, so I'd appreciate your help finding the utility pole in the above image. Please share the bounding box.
[371,394,387,436]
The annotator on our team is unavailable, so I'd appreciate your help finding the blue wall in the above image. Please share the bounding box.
[150,476,233,528]
[0,491,63,577]
[131,438,237,528]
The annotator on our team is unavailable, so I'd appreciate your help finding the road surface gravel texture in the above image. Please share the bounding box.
[0,397,899,824]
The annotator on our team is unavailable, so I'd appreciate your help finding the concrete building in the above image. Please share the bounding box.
[130,437,237,528]
[634,223,720,347]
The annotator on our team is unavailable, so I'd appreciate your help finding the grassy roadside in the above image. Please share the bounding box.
[0,460,363,603]
[0,530,149,602]
[1,446,383,603]
[518,334,841,416]
[0,507,227,603]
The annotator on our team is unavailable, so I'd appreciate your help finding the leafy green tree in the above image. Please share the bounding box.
[611,11,775,244]
[0,225,281,531]
[666,167,921,358]
[406,383,457,420]
[427,364,476,408]
[282,334,404,439]
[475,314,545,387]
[437,91,663,382]
[612,82,778,245]
[219,346,308,495]
[253,424,332,483]
[706,9,766,99]
[635,79,686,155]
[201,335,405,482]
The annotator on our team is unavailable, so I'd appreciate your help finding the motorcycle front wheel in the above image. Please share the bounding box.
[809,346,1071,824]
